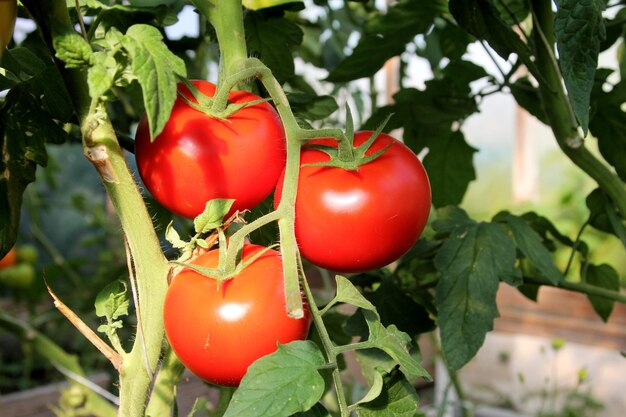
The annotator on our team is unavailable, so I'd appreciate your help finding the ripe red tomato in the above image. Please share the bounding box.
[135,80,286,219]
[0,247,17,269]
[163,244,311,386]
[275,131,431,273]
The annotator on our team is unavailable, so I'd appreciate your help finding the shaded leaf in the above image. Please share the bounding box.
[434,220,517,369]
[510,77,549,125]
[223,341,326,417]
[423,131,477,208]
[495,212,563,285]
[555,0,606,133]
[355,369,420,417]
[585,263,619,322]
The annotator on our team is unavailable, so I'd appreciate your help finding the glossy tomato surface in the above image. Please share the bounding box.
[0,247,16,269]
[163,244,311,386]
[135,80,286,219]
[275,131,431,273]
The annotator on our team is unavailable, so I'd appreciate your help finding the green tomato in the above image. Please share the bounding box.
[16,245,38,264]
[0,263,36,289]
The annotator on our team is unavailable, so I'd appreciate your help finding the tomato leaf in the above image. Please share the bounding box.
[193,199,235,234]
[245,12,303,82]
[165,222,187,249]
[53,31,93,69]
[434,217,518,370]
[495,212,563,285]
[95,281,129,338]
[585,263,619,322]
[327,0,447,82]
[363,310,430,381]
[423,131,477,208]
[292,403,331,417]
[286,93,339,121]
[586,188,626,247]
[510,77,549,125]
[449,0,538,75]
[121,24,186,139]
[555,0,606,134]
[354,369,421,417]
[333,275,377,312]
[353,368,385,407]
[223,341,326,417]
[589,80,626,181]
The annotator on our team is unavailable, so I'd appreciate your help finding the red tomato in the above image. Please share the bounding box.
[163,244,311,386]
[0,247,16,269]
[135,80,286,219]
[275,131,431,273]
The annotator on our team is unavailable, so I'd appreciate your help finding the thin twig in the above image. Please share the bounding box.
[46,278,123,371]
[74,0,89,42]
[54,363,121,405]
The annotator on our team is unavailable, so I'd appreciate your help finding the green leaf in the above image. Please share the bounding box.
[423,131,477,208]
[585,263,619,322]
[353,368,385,407]
[364,311,430,381]
[193,199,235,234]
[493,0,530,27]
[510,77,549,125]
[555,0,606,134]
[355,348,399,387]
[88,51,117,99]
[334,275,377,312]
[165,222,187,249]
[223,341,326,417]
[95,281,129,321]
[355,369,420,417]
[449,0,538,74]
[589,80,626,181]
[53,31,93,69]
[495,212,563,285]
[292,403,331,417]
[586,188,626,247]
[121,24,186,139]
[327,0,448,82]
[434,220,517,369]
[286,93,339,121]
[245,12,303,82]
[432,206,474,234]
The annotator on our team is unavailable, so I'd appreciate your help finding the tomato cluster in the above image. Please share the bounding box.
[163,245,311,386]
[0,245,38,288]
[147,84,431,386]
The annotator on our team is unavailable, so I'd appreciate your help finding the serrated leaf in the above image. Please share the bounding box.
[495,212,563,285]
[589,80,626,181]
[223,341,326,417]
[245,13,303,82]
[432,206,474,235]
[286,93,339,121]
[364,311,430,381]
[355,369,420,417]
[334,275,377,312]
[165,222,187,249]
[53,31,93,69]
[88,52,117,99]
[423,131,477,208]
[193,199,235,234]
[449,0,538,75]
[327,0,447,82]
[435,220,517,369]
[95,281,129,321]
[585,263,619,322]
[555,0,606,134]
[121,24,186,139]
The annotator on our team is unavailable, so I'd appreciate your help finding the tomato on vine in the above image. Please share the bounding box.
[163,244,311,387]
[275,131,431,273]
[135,80,286,219]
[0,247,17,269]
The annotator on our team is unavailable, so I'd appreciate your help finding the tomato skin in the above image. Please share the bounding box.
[275,131,431,273]
[163,244,311,386]
[135,80,286,219]
[0,247,17,269]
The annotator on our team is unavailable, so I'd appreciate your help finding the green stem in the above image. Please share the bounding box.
[529,0,626,217]
[192,0,250,91]
[144,348,185,416]
[300,269,350,417]
[524,275,626,304]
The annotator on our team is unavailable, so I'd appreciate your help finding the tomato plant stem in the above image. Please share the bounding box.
[529,0,626,218]
[300,268,351,417]
[524,275,626,304]
[144,348,185,416]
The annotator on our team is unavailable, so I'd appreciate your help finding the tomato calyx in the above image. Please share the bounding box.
[303,111,393,171]
[177,78,271,120]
